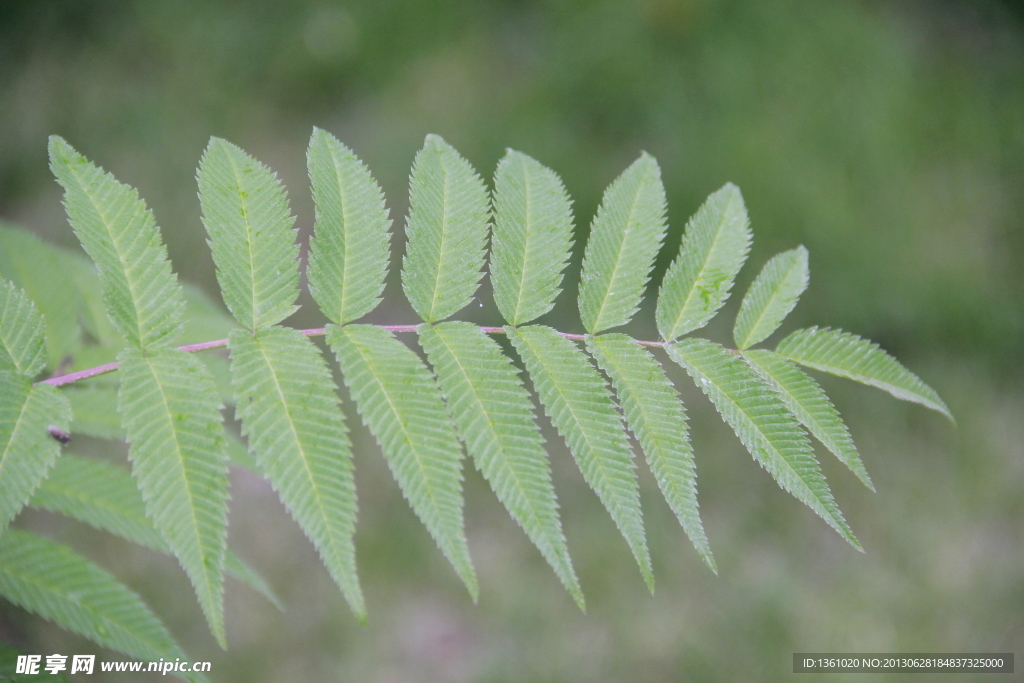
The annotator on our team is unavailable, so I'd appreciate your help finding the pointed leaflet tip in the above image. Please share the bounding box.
[401,135,489,323]
[586,334,717,574]
[577,152,668,335]
[418,322,584,608]
[327,324,477,599]
[48,136,185,350]
[657,183,751,341]
[733,245,810,350]
[307,128,391,325]
[507,325,653,591]
[776,327,953,422]
[198,137,300,332]
[491,149,574,326]
[667,338,862,551]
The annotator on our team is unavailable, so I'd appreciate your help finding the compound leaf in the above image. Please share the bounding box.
[508,325,652,591]
[49,136,184,350]
[29,453,283,611]
[401,135,489,323]
[733,246,809,350]
[0,530,207,683]
[657,183,751,341]
[0,373,70,533]
[586,334,714,572]
[490,150,574,326]
[776,327,952,420]
[0,280,46,378]
[667,338,860,550]
[328,323,476,599]
[229,326,362,619]
[578,153,667,335]
[743,350,872,489]
[117,347,229,647]
[419,322,582,609]
[198,137,299,332]
[307,128,391,325]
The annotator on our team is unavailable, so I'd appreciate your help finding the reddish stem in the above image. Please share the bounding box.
[39,324,664,388]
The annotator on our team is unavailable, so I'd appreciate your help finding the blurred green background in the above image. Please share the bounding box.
[1,0,1022,680]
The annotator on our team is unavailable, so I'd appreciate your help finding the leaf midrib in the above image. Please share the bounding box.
[0,385,33,486]
[675,344,846,534]
[345,329,449,539]
[431,327,551,552]
[738,257,801,350]
[141,355,219,615]
[250,333,347,567]
[519,331,637,539]
[223,147,259,331]
[588,166,649,333]
[0,540,172,658]
[68,160,149,347]
[426,154,452,322]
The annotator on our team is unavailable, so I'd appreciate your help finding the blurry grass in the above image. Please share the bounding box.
[1,0,1022,680]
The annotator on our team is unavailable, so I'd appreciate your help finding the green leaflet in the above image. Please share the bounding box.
[401,135,490,323]
[733,246,809,350]
[586,334,715,573]
[48,136,185,350]
[307,128,392,326]
[117,347,229,647]
[657,184,751,341]
[743,350,872,490]
[198,138,300,332]
[490,150,574,326]
[66,384,123,440]
[0,281,46,377]
[28,453,282,611]
[667,338,860,550]
[418,322,583,609]
[229,326,363,620]
[776,327,952,420]
[0,373,70,532]
[577,153,667,335]
[0,223,84,368]
[328,323,477,599]
[508,325,652,591]
[0,530,207,683]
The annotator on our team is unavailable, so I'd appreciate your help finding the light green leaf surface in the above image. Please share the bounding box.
[577,153,667,335]
[508,325,652,591]
[490,150,574,326]
[419,322,583,609]
[49,136,184,350]
[0,373,70,533]
[0,223,83,368]
[198,137,300,332]
[667,338,860,550]
[733,246,809,350]
[307,128,392,325]
[66,384,123,440]
[657,183,751,341]
[743,350,872,489]
[586,334,715,572]
[230,326,363,619]
[401,135,490,323]
[29,453,282,611]
[117,347,229,647]
[0,281,46,377]
[0,530,207,683]
[328,323,476,599]
[776,327,952,420]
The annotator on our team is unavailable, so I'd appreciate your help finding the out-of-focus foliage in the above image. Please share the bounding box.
[1,1,1021,681]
